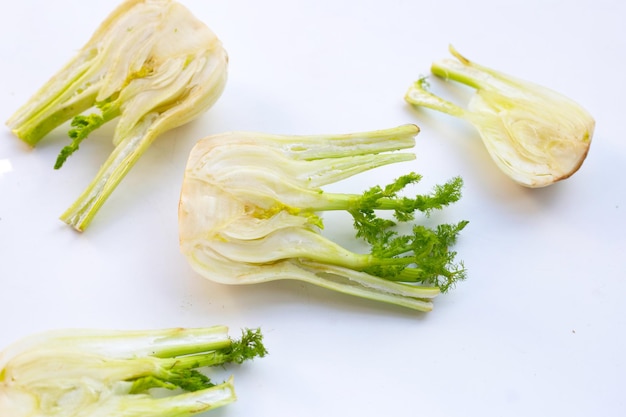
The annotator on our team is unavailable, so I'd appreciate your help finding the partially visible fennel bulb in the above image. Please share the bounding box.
[6,0,228,231]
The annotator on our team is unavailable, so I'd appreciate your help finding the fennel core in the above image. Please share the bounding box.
[178,124,468,312]
[5,0,228,231]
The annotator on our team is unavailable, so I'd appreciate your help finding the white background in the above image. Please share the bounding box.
[1,1,625,416]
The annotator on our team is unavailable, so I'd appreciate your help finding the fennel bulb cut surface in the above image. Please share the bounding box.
[5,0,228,231]
[0,327,266,417]
[405,45,594,188]
[178,125,468,312]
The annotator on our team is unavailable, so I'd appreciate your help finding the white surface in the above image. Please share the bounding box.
[1,0,625,416]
